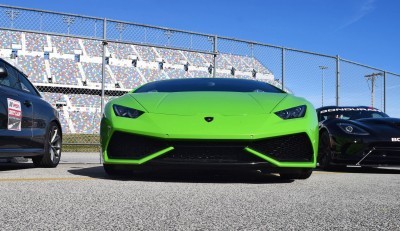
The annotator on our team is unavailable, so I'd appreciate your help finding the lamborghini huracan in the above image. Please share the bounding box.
[317,106,400,169]
[100,78,318,179]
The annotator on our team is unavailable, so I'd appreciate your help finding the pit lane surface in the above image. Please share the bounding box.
[0,153,399,230]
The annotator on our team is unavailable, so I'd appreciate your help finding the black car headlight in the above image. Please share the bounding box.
[337,123,369,135]
[113,104,144,119]
[275,105,307,120]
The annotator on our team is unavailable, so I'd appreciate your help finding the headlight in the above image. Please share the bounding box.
[275,105,307,120]
[113,104,144,119]
[337,123,369,135]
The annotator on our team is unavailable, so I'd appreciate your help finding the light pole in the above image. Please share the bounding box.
[319,66,328,107]
[365,72,383,108]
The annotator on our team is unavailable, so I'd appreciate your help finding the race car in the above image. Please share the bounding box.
[0,58,62,167]
[317,106,400,169]
[101,78,319,179]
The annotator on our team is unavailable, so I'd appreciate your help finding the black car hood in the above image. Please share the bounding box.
[355,117,400,128]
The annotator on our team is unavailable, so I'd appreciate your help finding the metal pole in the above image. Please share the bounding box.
[213,35,217,78]
[100,18,107,163]
[336,55,340,106]
[100,18,107,116]
[319,66,328,107]
[383,71,386,112]
[281,48,285,91]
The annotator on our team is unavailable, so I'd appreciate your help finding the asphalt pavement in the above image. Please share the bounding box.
[0,153,399,230]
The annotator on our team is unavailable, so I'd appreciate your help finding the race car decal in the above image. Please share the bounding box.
[392,138,400,142]
[7,98,22,131]
[320,108,381,114]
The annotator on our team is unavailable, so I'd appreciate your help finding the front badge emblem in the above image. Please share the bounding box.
[204,117,214,122]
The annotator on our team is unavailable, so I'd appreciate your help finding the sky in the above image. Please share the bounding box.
[0,0,398,74]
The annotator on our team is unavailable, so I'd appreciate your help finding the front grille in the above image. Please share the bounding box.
[107,132,169,159]
[157,141,261,163]
[249,133,313,162]
[107,131,314,163]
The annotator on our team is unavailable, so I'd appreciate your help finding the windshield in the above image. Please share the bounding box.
[318,107,389,121]
[134,78,284,93]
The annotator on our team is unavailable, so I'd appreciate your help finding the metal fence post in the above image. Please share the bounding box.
[336,55,340,106]
[100,18,107,117]
[213,35,217,78]
[383,71,386,112]
[281,48,285,91]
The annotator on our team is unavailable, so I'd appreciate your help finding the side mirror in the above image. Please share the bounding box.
[0,67,7,78]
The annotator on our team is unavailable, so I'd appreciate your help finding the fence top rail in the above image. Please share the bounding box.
[106,18,215,38]
[0,27,103,41]
[217,35,336,59]
[340,58,386,73]
[0,4,104,21]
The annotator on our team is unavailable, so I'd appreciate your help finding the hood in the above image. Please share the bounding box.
[130,92,287,116]
[355,117,400,128]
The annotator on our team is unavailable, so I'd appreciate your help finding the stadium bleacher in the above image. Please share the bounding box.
[157,48,185,65]
[0,29,21,49]
[81,62,113,84]
[108,42,135,59]
[164,67,192,79]
[0,30,274,134]
[134,45,158,61]
[51,36,80,54]
[110,65,142,89]
[18,55,47,83]
[82,39,102,57]
[49,58,80,84]
[25,33,47,52]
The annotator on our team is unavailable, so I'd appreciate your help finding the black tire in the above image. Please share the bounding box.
[279,169,313,180]
[33,122,62,168]
[318,131,334,170]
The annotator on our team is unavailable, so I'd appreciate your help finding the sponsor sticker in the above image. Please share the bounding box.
[391,138,400,142]
[7,98,22,131]
[320,108,381,114]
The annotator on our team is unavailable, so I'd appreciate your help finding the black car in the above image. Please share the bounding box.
[316,106,400,169]
[0,58,61,167]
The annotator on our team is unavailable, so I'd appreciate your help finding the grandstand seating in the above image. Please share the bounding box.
[164,67,192,79]
[223,54,250,72]
[25,33,47,52]
[216,55,232,69]
[40,92,66,104]
[82,39,102,57]
[81,62,112,84]
[68,94,101,108]
[134,45,158,61]
[18,55,47,83]
[181,51,209,67]
[69,110,101,134]
[51,36,80,54]
[157,48,185,65]
[49,58,80,84]
[108,42,135,59]
[110,65,142,89]
[0,29,21,49]
[190,70,211,78]
[139,67,168,82]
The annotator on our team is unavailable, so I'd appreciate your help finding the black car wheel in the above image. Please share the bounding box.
[279,169,313,180]
[318,131,333,170]
[33,122,62,168]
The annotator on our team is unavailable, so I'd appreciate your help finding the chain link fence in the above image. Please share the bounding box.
[0,4,399,151]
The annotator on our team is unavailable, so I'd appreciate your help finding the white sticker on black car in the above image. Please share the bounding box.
[391,138,400,142]
[320,108,381,114]
[7,98,22,131]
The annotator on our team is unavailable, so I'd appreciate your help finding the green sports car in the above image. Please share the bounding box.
[100,78,318,179]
